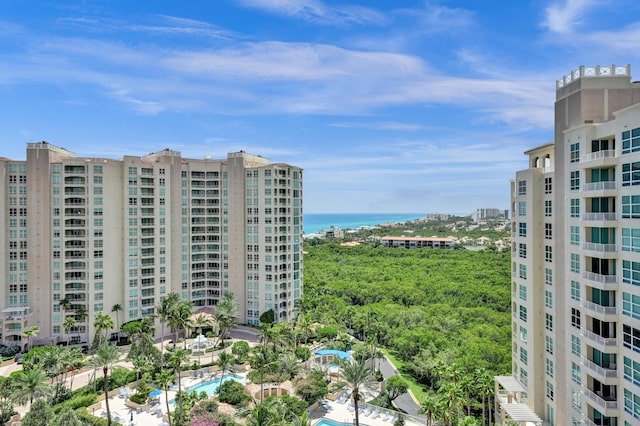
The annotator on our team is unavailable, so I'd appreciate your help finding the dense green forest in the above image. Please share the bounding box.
[302,243,511,390]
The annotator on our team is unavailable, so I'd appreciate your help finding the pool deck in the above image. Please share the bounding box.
[309,396,422,426]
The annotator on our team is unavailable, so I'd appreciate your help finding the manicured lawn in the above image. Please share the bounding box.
[382,349,427,402]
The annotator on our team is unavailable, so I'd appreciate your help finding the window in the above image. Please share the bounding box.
[570,226,580,245]
[623,162,640,186]
[623,292,640,320]
[545,245,552,262]
[519,284,527,301]
[571,308,581,329]
[623,260,640,286]
[545,313,553,331]
[545,381,554,401]
[570,170,580,190]
[570,253,580,273]
[519,243,527,258]
[519,368,528,387]
[520,347,528,365]
[519,326,527,343]
[571,281,580,301]
[519,222,527,237]
[545,336,554,354]
[544,200,552,216]
[545,223,552,240]
[519,305,527,322]
[570,142,580,163]
[622,127,640,154]
[622,228,640,252]
[571,362,581,384]
[571,335,581,356]
[546,358,554,377]
[519,264,527,279]
[518,180,526,195]
[545,268,553,286]
[545,290,553,308]
[545,177,552,193]
[623,324,640,353]
[623,195,640,218]
[624,388,640,420]
[570,198,580,217]
[624,356,640,387]
[518,201,526,216]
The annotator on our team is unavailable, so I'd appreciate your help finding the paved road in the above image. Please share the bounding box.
[378,355,424,418]
[229,325,258,342]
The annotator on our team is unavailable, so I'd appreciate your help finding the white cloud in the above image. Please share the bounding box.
[543,0,599,33]
[235,0,385,25]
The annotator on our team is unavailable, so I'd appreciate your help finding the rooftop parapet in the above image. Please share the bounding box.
[556,64,630,90]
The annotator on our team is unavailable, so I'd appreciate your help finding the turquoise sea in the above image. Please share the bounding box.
[303,213,424,235]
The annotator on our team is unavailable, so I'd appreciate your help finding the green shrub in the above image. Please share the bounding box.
[53,393,98,413]
[217,380,251,407]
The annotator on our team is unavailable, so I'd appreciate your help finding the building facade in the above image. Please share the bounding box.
[0,143,303,349]
[507,65,640,425]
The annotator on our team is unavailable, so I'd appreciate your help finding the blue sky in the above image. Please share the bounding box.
[1,0,640,214]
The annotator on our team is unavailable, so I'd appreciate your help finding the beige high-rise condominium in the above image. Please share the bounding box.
[501,65,640,425]
[0,144,303,349]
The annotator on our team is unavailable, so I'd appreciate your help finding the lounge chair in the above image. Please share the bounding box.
[347,403,355,412]
[357,404,365,414]
[363,406,372,416]
[381,410,390,421]
[371,408,381,418]
[389,413,398,423]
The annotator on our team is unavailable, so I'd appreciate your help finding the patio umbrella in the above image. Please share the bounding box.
[149,389,162,397]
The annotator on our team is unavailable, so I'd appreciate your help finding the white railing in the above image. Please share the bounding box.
[581,329,617,347]
[582,242,617,252]
[581,385,618,410]
[582,212,617,221]
[557,65,630,89]
[582,271,617,284]
[582,182,617,191]
[582,357,618,379]
[581,299,617,316]
[583,150,617,162]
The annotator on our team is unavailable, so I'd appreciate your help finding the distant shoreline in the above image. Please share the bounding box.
[303,212,425,235]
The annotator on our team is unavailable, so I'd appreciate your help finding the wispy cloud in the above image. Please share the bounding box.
[235,0,385,25]
[330,121,428,131]
[543,0,599,33]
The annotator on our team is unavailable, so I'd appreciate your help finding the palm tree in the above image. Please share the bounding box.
[279,352,301,381]
[63,316,77,347]
[340,360,374,426]
[90,344,121,426]
[169,349,189,426]
[459,374,475,416]
[216,292,238,348]
[93,312,115,351]
[10,368,52,405]
[250,345,273,403]
[216,350,234,384]
[155,369,176,426]
[58,297,71,313]
[156,292,180,362]
[22,325,40,352]
[168,301,193,350]
[438,382,465,426]
[475,368,494,426]
[418,394,440,426]
[111,304,123,338]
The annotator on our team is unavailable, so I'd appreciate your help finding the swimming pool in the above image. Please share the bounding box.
[314,419,352,426]
[314,349,351,362]
[189,374,244,396]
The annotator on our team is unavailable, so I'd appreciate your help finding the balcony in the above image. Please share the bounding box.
[581,328,617,349]
[581,386,619,415]
[582,357,618,382]
[582,242,617,253]
[582,212,617,221]
[582,150,617,163]
[582,182,617,192]
[582,271,617,289]
[581,299,618,319]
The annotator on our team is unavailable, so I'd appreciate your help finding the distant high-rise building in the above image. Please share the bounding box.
[0,143,303,349]
[503,65,640,425]
[471,207,505,222]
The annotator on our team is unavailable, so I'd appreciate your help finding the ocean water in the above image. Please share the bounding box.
[303,213,424,234]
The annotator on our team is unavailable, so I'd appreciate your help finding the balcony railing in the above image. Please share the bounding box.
[581,299,618,316]
[582,212,617,221]
[582,357,618,379]
[582,271,617,285]
[582,182,617,191]
[581,328,617,348]
[581,385,618,411]
[583,150,617,162]
[582,242,617,253]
